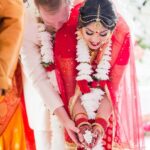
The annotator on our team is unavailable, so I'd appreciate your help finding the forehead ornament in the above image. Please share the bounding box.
[95,5,101,30]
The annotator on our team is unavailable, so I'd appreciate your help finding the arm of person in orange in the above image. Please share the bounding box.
[0,0,24,92]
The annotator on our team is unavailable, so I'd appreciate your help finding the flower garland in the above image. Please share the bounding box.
[37,23,54,66]
[36,23,61,92]
[76,32,112,120]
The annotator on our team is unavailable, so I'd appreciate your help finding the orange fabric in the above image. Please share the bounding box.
[0,64,22,135]
[0,0,24,89]
[0,104,26,150]
[0,65,28,149]
[0,84,20,135]
[0,63,35,150]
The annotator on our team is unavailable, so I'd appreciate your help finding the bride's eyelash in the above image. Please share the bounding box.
[86,31,93,36]
[100,33,108,37]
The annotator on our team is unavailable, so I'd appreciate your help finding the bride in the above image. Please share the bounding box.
[22,0,144,149]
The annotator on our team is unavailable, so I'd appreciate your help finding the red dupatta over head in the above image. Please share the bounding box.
[53,3,144,150]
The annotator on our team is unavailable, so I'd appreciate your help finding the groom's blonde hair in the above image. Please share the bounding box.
[34,0,67,11]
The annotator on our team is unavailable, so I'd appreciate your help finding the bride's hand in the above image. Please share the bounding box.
[78,124,93,148]
[91,124,104,148]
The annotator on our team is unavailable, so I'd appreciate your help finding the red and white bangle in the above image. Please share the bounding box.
[75,117,91,128]
[92,122,105,137]
[95,117,108,132]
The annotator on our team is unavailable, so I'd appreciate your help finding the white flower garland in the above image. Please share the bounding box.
[76,35,112,120]
[37,23,54,65]
[37,23,61,93]
[76,36,112,148]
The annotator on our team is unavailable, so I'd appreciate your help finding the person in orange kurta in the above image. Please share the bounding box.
[0,0,26,149]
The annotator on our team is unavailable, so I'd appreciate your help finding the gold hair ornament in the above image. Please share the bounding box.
[79,4,116,28]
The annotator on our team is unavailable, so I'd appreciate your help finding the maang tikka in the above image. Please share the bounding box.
[95,5,101,30]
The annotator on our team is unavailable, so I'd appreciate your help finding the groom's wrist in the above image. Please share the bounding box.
[54,106,70,122]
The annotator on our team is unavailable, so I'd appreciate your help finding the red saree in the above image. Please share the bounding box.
[53,3,144,150]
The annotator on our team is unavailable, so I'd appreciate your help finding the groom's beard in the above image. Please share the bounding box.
[46,26,56,33]
[51,32,56,43]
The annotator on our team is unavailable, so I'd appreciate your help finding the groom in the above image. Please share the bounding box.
[21,0,84,149]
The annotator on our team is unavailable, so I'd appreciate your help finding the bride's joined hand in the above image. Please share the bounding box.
[78,124,93,149]
[91,124,104,148]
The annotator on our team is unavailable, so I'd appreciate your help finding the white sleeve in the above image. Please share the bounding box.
[20,8,64,113]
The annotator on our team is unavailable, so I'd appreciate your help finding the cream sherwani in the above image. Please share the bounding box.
[20,5,65,150]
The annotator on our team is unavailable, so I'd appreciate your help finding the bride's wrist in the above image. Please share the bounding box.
[73,112,88,121]
[94,117,108,132]
[73,113,90,128]
[75,117,91,128]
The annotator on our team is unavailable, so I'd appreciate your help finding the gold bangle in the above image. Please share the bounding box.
[78,122,91,128]
[68,85,82,117]
[73,112,87,121]
[92,122,105,136]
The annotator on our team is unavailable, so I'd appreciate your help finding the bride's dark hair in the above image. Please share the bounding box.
[78,0,118,30]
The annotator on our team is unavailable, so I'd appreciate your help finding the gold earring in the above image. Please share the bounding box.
[75,29,83,40]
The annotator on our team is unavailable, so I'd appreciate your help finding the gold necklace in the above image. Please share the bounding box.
[89,49,98,64]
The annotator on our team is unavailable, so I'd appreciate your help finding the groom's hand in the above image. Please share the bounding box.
[54,106,83,147]
[91,125,104,148]
[65,119,83,147]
